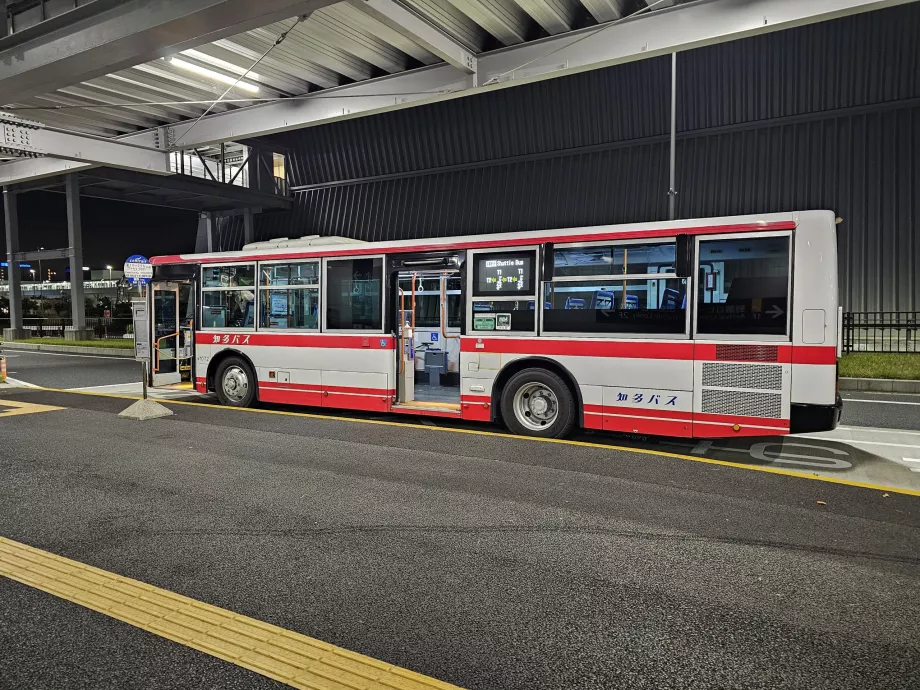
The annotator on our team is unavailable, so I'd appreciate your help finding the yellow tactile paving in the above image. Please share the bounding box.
[0,537,464,690]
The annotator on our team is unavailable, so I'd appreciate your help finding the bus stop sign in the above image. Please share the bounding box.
[124,255,152,286]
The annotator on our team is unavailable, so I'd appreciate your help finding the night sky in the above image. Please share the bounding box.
[0,191,198,278]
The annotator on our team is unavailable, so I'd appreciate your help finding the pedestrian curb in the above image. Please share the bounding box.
[0,342,135,358]
[839,377,920,393]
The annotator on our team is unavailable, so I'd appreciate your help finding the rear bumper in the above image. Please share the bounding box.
[790,394,843,434]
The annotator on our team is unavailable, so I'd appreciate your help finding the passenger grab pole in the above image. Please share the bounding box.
[668,52,678,221]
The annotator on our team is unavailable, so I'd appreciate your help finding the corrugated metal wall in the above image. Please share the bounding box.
[254,4,920,311]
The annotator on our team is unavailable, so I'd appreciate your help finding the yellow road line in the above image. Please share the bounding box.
[0,536,463,690]
[0,398,65,417]
[8,386,920,498]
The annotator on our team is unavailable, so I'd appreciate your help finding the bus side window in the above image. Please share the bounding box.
[696,236,790,337]
[326,257,383,330]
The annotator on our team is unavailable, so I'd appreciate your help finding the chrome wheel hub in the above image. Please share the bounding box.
[222,366,249,403]
[513,382,559,431]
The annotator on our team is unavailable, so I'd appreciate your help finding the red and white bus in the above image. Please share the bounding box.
[147,210,842,439]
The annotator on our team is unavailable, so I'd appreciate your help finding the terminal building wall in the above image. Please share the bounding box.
[250,4,920,312]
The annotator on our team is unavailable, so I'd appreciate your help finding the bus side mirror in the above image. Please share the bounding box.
[542,242,554,281]
[676,235,692,278]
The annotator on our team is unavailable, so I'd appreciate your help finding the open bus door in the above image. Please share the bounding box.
[389,252,463,413]
[150,280,195,387]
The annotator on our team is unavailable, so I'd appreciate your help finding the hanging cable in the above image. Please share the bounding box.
[173,14,308,147]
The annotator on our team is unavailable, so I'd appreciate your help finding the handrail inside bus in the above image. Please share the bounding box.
[153,330,179,373]
[398,288,405,376]
[440,273,459,341]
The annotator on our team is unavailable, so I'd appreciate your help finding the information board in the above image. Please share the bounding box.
[124,255,153,287]
[473,251,534,296]
[131,299,150,361]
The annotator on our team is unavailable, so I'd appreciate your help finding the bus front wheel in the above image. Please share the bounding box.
[215,356,256,408]
[500,368,576,439]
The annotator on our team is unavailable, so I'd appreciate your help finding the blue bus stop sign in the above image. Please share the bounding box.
[124,255,153,286]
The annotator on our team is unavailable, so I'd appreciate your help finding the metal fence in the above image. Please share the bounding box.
[843,312,919,353]
[0,318,134,341]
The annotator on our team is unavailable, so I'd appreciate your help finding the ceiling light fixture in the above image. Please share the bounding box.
[181,49,262,82]
[168,57,260,93]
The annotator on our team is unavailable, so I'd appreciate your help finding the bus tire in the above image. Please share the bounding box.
[214,356,256,408]
[500,368,576,439]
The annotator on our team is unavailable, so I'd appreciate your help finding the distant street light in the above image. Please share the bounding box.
[106,264,113,280]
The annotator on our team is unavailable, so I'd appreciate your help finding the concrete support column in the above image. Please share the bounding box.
[3,187,26,340]
[65,174,91,341]
[243,208,254,245]
[205,212,215,252]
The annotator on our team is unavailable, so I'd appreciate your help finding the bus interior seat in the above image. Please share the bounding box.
[660,288,682,310]
[590,290,615,310]
[565,297,585,310]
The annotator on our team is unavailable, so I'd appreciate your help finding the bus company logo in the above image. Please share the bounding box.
[615,391,678,406]
[212,334,252,345]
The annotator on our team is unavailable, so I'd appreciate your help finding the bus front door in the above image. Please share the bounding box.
[151,281,195,387]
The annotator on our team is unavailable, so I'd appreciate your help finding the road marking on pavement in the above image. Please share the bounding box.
[838,425,920,437]
[0,399,64,417]
[843,398,920,406]
[903,459,920,473]
[797,435,920,450]
[0,536,463,690]
[11,386,920,498]
[69,382,150,391]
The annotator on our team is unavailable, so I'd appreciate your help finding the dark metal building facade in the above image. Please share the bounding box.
[253,4,920,312]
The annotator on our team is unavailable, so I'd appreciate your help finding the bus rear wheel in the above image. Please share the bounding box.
[215,356,256,408]
[500,368,576,439]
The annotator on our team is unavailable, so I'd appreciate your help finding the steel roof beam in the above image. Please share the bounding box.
[348,0,477,73]
[155,0,913,149]
[0,112,169,184]
[0,0,340,104]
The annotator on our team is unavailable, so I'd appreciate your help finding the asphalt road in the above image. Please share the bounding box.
[1,387,918,690]
[840,391,920,431]
[0,348,139,389]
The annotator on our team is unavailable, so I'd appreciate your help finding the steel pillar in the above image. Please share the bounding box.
[668,52,678,220]
[65,174,90,339]
[206,212,215,252]
[3,187,26,340]
[243,208,255,245]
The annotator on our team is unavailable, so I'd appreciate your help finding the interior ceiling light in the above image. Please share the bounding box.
[167,57,260,93]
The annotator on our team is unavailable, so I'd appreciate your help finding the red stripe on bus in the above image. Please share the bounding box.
[693,343,793,363]
[692,421,788,438]
[151,221,795,265]
[197,333,395,349]
[324,391,390,412]
[790,346,837,365]
[462,338,695,360]
[259,387,323,407]
[588,404,692,421]
[461,394,491,403]
[603,415,692,437]
[259,381,394,396]
[694,412,789,428]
